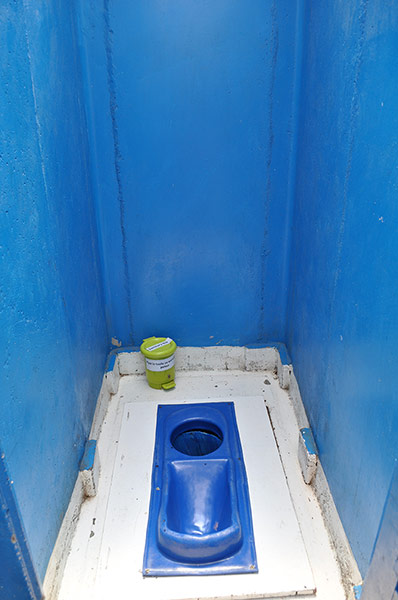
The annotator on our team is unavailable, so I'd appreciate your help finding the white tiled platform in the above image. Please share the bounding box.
[56,370,354,600]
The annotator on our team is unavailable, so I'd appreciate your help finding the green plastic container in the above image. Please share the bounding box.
[140,336,177,390]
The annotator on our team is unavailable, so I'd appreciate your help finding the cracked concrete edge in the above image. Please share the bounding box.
[43,374,113,600]
[116,345,279,376]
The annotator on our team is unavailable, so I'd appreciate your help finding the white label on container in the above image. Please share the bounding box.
[146,337,173,352]
[145,354,175,372]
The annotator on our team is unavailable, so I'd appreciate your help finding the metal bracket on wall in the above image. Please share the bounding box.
[0,450,42,599]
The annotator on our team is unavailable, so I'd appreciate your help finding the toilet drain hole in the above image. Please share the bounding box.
[171,420,223,456]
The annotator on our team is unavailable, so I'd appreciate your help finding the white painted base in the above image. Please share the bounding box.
[93,397,314,599]
[47,347,361,600]
[43,373,115,600]
[42,476,85,600]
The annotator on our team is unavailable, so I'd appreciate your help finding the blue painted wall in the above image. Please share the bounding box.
[2,0,397,587]
[286,0,398,574]
[0,0,108,580]
[78,0,300,347]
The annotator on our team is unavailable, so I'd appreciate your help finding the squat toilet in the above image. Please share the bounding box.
[143,402,258,576]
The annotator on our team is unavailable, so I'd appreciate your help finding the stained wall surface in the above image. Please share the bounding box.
[0,0,108,579]
[287,0,398,574]
[78,0,300,347]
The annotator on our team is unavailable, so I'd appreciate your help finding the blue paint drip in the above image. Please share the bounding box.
[354,584,362,599]
[300,428,318,457]
[106,353,117,373]
[80,440,97,472]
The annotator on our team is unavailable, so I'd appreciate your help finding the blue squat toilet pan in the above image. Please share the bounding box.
[143,402,258,576]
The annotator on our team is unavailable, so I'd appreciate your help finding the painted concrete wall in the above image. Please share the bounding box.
[0,0,108,580]
[2,0,396,585]
[78,0,300,347]
[287,0,398,574]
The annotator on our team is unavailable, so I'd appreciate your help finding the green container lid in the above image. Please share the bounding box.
[140,336,177,359]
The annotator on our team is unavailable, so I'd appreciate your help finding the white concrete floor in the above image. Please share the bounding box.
[57,371,350,600]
